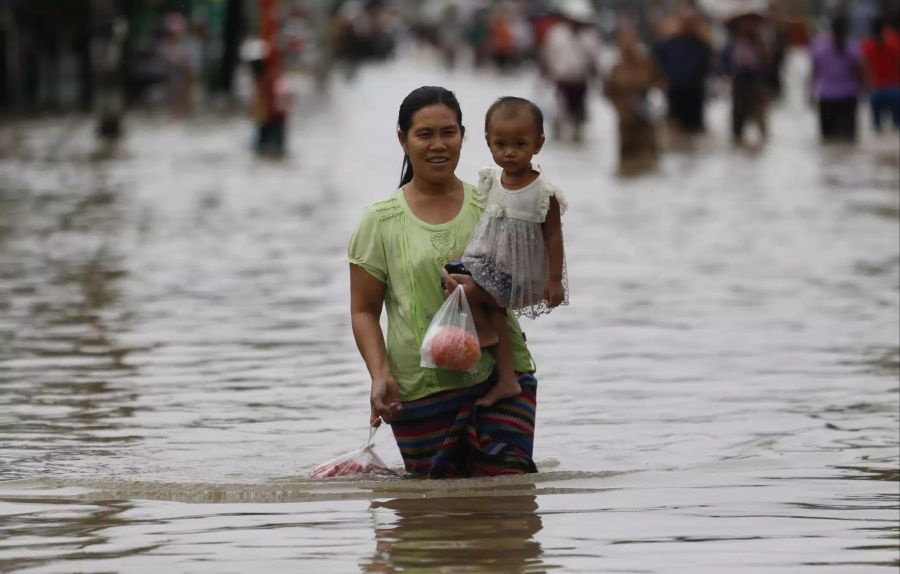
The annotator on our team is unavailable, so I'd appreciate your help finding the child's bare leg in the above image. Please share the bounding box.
[472,303,499,348]
[475,307,521,407]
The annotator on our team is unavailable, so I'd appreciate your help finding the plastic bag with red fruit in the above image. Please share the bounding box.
[309,426,396,479]
[420,284,481,372]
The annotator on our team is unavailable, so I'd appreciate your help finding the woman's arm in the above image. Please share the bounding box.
[603,65,618,99]
[542,196,565,307]
[350,264,402,425]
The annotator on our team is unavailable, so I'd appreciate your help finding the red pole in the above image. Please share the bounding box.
[260,0,281,81]
[256,0,287,156]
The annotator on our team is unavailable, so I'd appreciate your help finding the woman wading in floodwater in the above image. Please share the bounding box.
[348,86,539,477]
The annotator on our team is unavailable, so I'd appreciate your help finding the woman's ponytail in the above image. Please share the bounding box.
[399,154,413,188]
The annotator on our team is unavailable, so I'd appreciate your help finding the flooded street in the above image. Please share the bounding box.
[1,54,898,572]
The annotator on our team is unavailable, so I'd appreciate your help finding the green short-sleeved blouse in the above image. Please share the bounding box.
[348,182,535,402]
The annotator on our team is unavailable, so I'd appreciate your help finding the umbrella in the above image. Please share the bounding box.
[555,0,595,24]
[724,13,768,35]
[697,0,768,24]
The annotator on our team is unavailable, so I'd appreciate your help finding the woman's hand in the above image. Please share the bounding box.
[441,269,490,305]
[370,375,403,426]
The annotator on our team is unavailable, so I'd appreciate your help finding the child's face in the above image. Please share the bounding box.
[485,111,544,177]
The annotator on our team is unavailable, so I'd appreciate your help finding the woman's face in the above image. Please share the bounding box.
[399,104,463,186]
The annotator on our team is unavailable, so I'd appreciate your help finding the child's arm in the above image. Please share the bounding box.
[542,196,565,308]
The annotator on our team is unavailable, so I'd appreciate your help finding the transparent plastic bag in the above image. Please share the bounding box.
[420,284,481,372]
[310,426,396,479]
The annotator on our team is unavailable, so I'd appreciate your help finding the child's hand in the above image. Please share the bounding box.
[545,279,565,308]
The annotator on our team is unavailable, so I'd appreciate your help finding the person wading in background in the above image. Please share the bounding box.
[604,23,663,173]
[540,0,601,143]
[811,14,864,142]
[653,6,713,137]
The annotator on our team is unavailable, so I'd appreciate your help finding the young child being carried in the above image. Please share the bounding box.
[452,96,568,407]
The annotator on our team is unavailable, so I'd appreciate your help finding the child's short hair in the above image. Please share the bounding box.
[484,96,545,136]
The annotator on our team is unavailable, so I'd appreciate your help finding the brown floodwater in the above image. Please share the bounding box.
[1,52,898,573]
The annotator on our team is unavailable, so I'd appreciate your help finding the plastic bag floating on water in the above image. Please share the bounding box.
[310,426,397,479]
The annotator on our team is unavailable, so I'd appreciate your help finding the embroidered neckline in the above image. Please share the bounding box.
[395,185,473,230]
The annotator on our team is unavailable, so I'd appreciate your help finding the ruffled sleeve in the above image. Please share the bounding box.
[476,166,496,202]
[539,178,567,219]
[347,200,391,282]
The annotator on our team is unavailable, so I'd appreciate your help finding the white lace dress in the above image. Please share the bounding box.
[462,166,568,319]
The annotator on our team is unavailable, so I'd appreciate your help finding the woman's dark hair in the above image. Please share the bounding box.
[397,86,464,188]
[831,14,849,54]
[484,96,545,137]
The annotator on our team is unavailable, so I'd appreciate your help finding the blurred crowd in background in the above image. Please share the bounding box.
[0,0,897,166]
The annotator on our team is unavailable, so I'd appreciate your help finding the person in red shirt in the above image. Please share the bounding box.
[860,17,900,131]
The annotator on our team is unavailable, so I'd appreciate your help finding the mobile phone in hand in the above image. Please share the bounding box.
[440,259,471,289]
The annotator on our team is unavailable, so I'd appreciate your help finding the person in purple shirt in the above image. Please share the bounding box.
[811,14,865,141]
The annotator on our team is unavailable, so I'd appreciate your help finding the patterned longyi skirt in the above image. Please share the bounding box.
[390,371,538,478]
